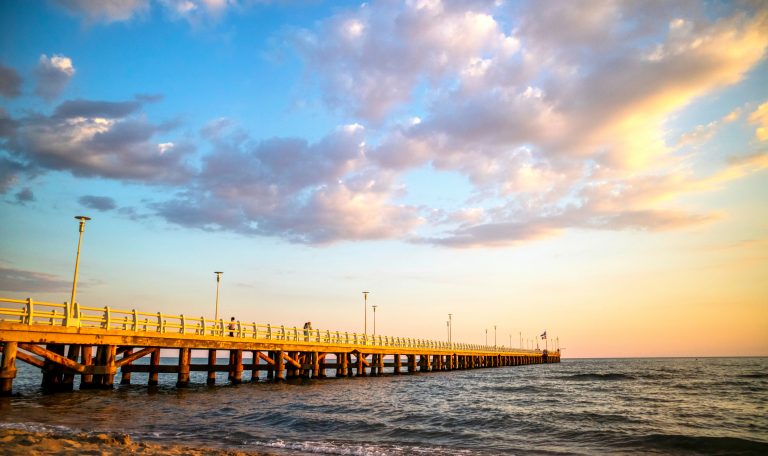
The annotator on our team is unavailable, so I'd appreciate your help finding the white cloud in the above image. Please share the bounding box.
[53,0,150,23]
[34,54,75,101]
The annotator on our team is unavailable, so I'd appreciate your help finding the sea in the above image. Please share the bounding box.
[1,356,767,455]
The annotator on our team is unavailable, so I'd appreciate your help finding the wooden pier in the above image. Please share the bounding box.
[0,297,559,395]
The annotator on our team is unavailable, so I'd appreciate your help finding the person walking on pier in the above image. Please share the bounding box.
[228,317,236,337]
[303,321,312,341]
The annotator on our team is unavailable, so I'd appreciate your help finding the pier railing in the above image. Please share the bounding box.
[0,297,541,354]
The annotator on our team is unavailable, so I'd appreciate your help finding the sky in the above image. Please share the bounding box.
[0,0,766,358]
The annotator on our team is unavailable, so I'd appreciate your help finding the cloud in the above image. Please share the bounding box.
[0,156,30,194]
[748,102,768,141]
[153,124,422,243]
[13,188,35,205]
[294,0,516,122]
[0,64,22,98]
[5,1,766,249]
[52,99,143,119]
[0,266,72,293]
[5,96,195,183]
[78,195,117,211]
[53,0,150,23]
[34,54,75,101]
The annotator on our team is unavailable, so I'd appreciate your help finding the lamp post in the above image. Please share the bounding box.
[69,215,91,323]
[372,304,377,335]
[485,328,488,346]
[494,325,497,348]
[362,291,369,336]
[448,313,452,346]
[214,271,223,321]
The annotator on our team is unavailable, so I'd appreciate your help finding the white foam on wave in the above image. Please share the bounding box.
[0,421,78,435]
[249,439,474,455]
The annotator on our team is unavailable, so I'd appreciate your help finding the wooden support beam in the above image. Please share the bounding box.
[258,351,275,366]
[19,343,85,374]
[393,354,401,374]
[281,352,302,369]
[16,349,44,369]
[116,346,158,368]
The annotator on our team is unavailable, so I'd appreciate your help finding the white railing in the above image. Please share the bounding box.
[0,297,543,354]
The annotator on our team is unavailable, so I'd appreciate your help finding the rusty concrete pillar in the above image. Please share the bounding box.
[176,348,191,387]
[0,342,17,396]
[275,351,284,381]
[207,349,217,385]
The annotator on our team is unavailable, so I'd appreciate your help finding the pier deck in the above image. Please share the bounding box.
[0,297,559,395]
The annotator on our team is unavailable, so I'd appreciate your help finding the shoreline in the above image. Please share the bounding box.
[0,428,272,456]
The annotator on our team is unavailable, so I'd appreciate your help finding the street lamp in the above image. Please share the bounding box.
[448,313,452,345]
[372,304,378,335]
[362,291,369,336]
[69,215,91,323]
[485,328,488,346]
[214,271,223,321]
[494,325,497,348]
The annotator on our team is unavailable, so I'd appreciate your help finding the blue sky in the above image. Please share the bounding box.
[1,0,766,357]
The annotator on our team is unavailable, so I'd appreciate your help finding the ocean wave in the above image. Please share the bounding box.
[632,433,768,454]
[558,373,635,381]
[249,439,476,455]
[483,384,550,394]
[737,373,768,379]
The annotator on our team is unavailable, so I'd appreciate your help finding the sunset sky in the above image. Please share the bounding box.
[1,0,766,358]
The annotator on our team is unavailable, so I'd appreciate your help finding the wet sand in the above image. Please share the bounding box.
[0,428,270,456]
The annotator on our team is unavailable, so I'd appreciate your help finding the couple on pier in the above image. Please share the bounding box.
[303,321,313,341]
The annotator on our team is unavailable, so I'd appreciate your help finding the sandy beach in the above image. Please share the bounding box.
[0,428,269,456]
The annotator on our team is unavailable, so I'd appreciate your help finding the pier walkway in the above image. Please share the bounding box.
[0,297,559,395]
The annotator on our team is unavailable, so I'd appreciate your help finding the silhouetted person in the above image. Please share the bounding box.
[228,317,236,337]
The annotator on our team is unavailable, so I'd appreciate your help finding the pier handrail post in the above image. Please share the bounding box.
[132,309,138,331]
[180,314,186,334]
[25,298,34,325]
[280,325,285,340]
[199,316,205,335]
[104,306,111,330]
[237,320,242,338]
[252,322,257,339]
[267,324,272,340]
